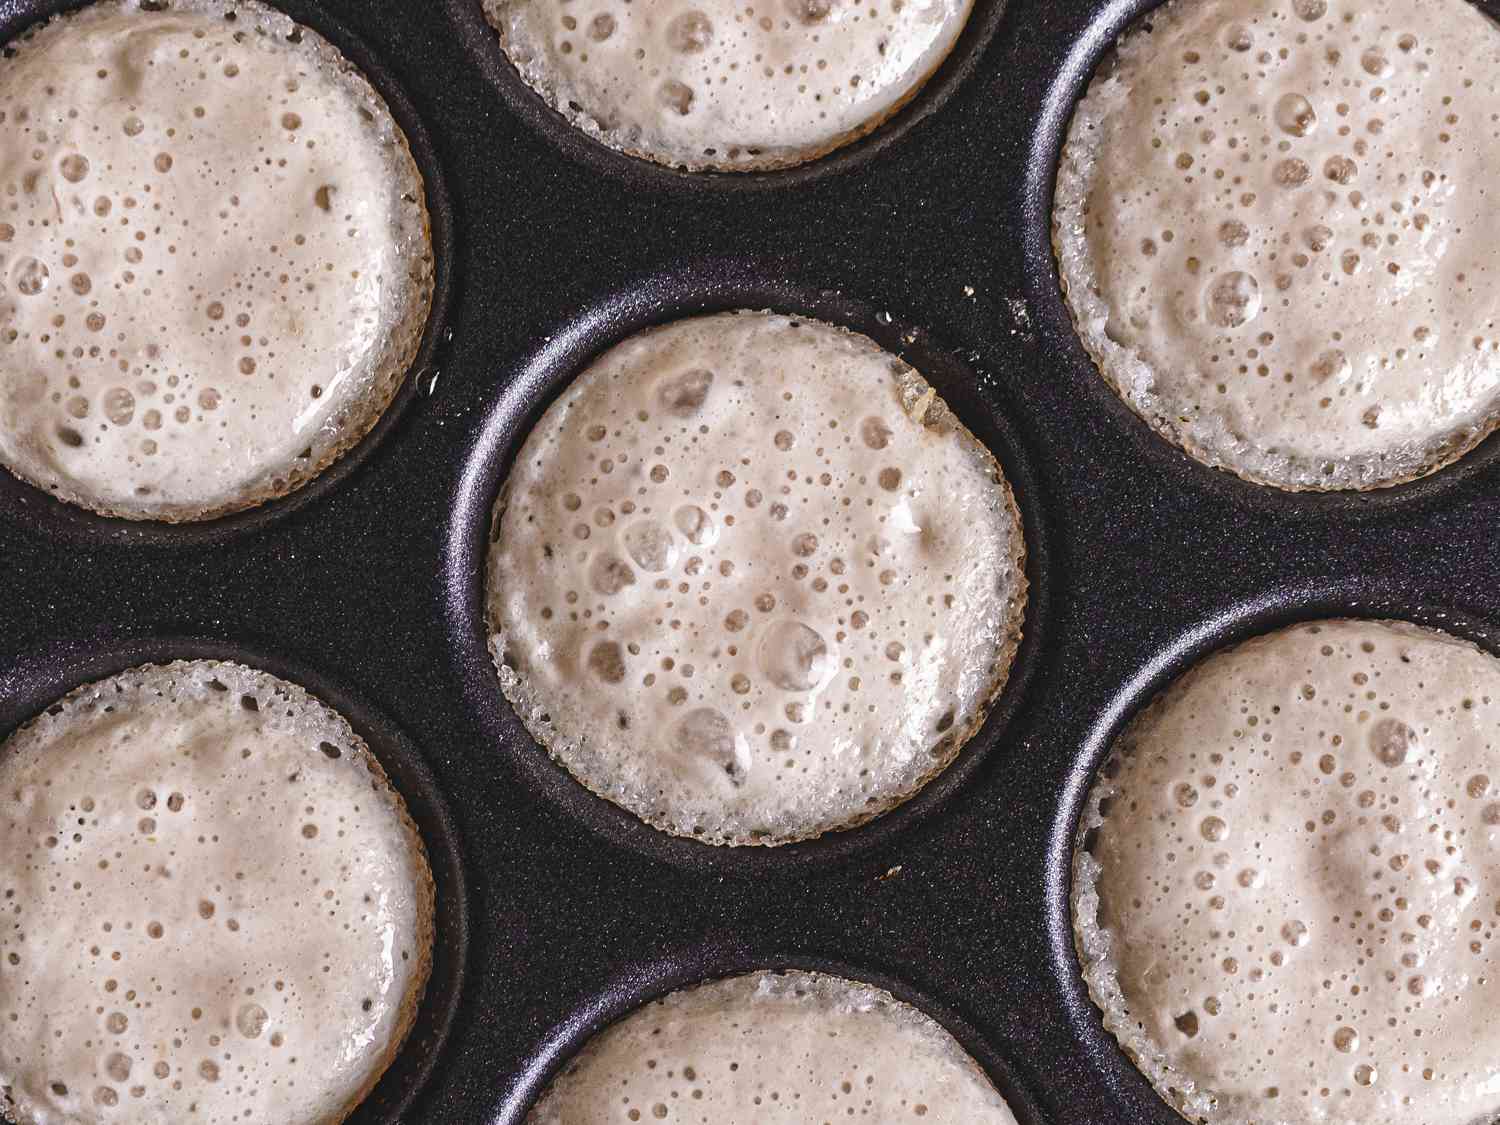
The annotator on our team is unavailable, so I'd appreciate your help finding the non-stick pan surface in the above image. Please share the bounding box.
[4,0,1499,1120]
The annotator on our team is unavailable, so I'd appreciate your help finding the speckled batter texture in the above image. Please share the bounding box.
[0,0,433,520]
[1054,0,1500,490]
[529,970,1019,1123]
[1076,619,1500,1124]
[483,0,973,169]
[487,311,1026,845]
[0,660,434,1125]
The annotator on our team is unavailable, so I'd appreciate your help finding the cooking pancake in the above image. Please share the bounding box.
[1054,0,1500,490]
[486,310,1026,846]
[0,0,433,520]
[1075,619,1500,1124]
[528,970,1020,1123]
[482,0,973,170]
[0,660,434,1125]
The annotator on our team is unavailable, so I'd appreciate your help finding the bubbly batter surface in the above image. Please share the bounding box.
[528,970,1020,1123]
[487,311,1026,845]
[1054,0,1500,489]
[0,661,434,1125]
[483,0,973,170]
[0,0,433,520]
[1075,619,1500,1124]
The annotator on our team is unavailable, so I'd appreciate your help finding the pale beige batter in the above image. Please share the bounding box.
[1055,0,1500,489]
[528,970,1020,1123]
[0,0,433,519]
[486,311,1026,845]
[483,0,973,169]
[1076,619,1500,1123]
[0,661,434,1125]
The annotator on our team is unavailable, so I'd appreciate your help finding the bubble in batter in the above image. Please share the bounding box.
[482,0,973,170]
[1053,0,1500,490]
[1074,619,1500,1124]
[0,660,435,1124]
[527,970,1019,1123]
[0,0,433,520]
[486,310,1027,846]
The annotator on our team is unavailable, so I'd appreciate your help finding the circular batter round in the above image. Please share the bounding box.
[482,0,972,171]
[528,970,1019,1123]
[1074,619,1500,1124]
[0,0,433,521]
[486,310,1026,846]
[0,660,435,1125]
[1054,0,1500,491]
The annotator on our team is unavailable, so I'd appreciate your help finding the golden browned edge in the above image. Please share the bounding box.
[1048,120,1498,495]
[0,659,438,1125]
[487,6,970,174]
[0,0,437,523]
[487,312,1029,848]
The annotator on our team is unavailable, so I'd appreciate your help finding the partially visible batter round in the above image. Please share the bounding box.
[482,0,973,170]
[1054,0,1500,490]
[486,311,1026,846]
[0,660,435,1125]
[0,0,433,520]
[1075,619,1500,1124]
[528,970,1019,1123]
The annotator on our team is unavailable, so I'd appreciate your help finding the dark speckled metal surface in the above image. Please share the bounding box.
[3,0,1499,1121]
